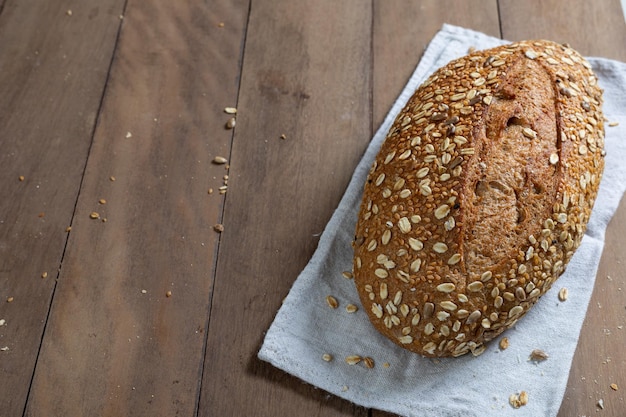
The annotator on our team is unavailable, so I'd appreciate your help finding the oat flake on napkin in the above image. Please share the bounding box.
[258,24,626,417]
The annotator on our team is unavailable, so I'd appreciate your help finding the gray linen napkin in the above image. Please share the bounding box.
[259,24,626,417]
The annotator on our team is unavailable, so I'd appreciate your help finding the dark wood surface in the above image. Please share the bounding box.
[0,1,624,416]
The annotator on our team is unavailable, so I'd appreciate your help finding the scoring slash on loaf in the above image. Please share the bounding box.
[353,40,605,357]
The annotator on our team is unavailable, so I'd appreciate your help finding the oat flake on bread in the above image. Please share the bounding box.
[353,40,605,357]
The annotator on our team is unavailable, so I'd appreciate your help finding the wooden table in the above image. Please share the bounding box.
[1,0,625,415]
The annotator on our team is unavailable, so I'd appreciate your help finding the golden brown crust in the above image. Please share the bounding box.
[353,40,605,357]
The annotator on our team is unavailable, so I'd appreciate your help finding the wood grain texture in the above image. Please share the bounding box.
[0,0,124,415]
[499,2,626,415]
[23,0,249,415]
[1,1,625,416]
[500,0,626,61]
[372,0,500,131]
[198,0,373,415]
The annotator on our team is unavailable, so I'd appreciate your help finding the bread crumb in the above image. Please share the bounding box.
[6,297,13,303]
[0,347,9,352]
[125,131,132,138]
[165,291,172,298]
[509,391,528,408]
[225,117,236,129]
[0,319,5,326]
[280,134,287,140]
[499,337,509,350]
[597,399,604,409]
[610,383,618,391]
[89,212,100,219]
[322,353,333,362]
[109,176,116,181]
[529,349,549,361]
[41,272,48,279]
[18,175,25,181]
[141,289,147,294]
[213,224,224,233]
[98,199,107,204]
[66,9,72,16]
[217,22,225,28]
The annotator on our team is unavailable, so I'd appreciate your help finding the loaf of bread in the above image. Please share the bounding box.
[353,40,605,357]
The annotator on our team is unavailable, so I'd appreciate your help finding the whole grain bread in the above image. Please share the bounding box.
[353,40,605,357]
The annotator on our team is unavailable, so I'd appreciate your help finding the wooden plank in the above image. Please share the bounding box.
[23,0,249,415]
[372,0,501,131]
[0,0,124,414]
[198,0,372,415]
[500,0,626,61]
[499,1,626,416]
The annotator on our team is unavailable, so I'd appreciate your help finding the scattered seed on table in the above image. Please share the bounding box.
[213,156,228,164]
[109,176,116,181]
[509,392,528,409]
[207,188,214,194]
[610,383,618,391]
[519,391,529,406]
[125,131,132,138]
[558,287,568,301]
[166,291,172,298]
[342,271,353,279]
[0,347,8,352]
[6,297,13,303]
[89,212,100,219]
[66,9,72,16]
[217,22,225,28]
[141,289,147,294]
[224,107,237,114]
[322,353,333,362]
[213,224,224,233]
[597,399,605,409]
[363,357,375,369]
[225,117,236,129]
[65,226,72,232]
[280,134,287,140]
[0,319,5,326]
[41,272,48,279]
[345,304,358,313]
[18,176,25,182]
[345,355,361,365]
[609,121,619,127]
[529,349,549,361]
[98,199,107,205]
[499,337,509,350]
[325,295,338,309]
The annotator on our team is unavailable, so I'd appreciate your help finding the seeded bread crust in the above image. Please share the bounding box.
[353,40,605,358]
